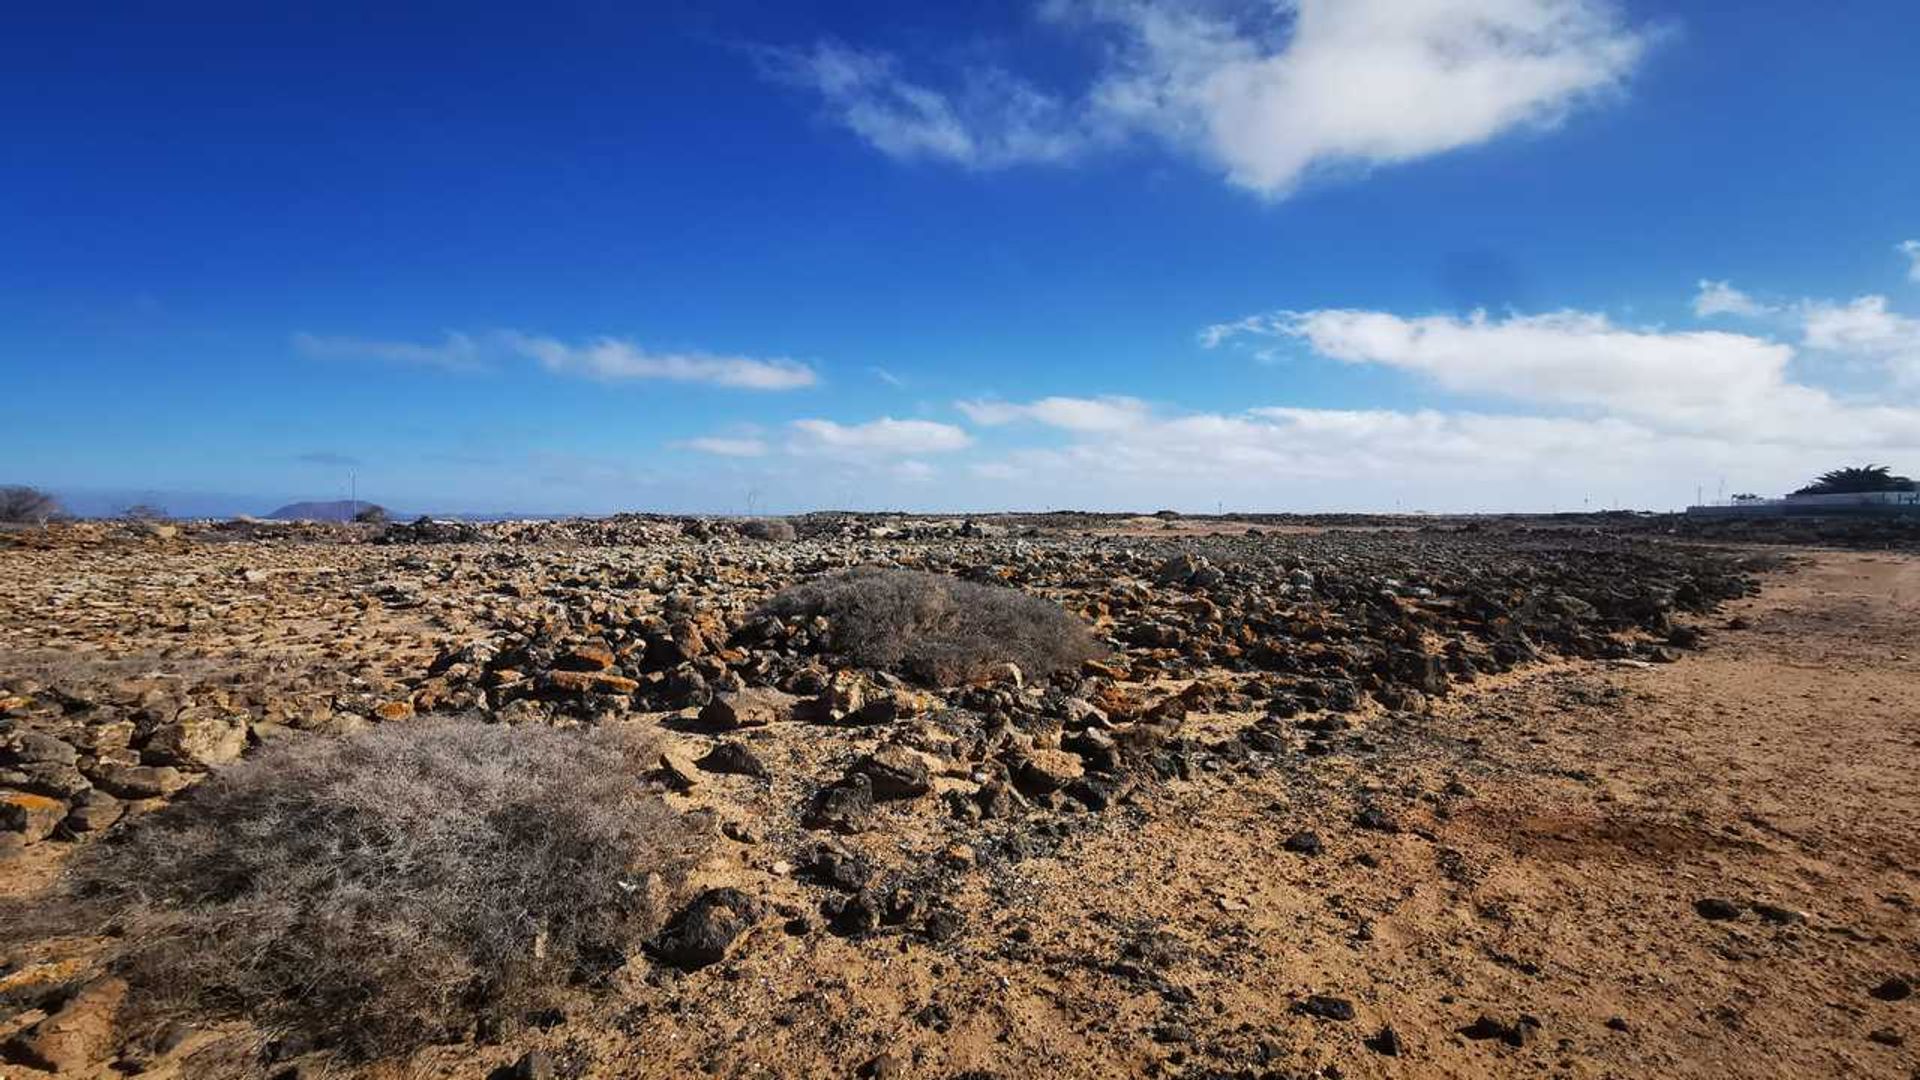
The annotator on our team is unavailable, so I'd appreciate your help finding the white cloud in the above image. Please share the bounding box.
[1206,306,1920,441]
[1800,295,1920,386]
[1083,0,1652,196]
[960,395,1920,511]
[1693,279,1768,318]
[957,395,1151,431]
[297,330,818,389]
[656,244,1920,510]
[771,0,1653,196]
[1901,240,1920,284]
[892,459,939,481]
[768,43,1091,169]
[869,366,907,387]
[292,331,484,373]
[787,416,973,456]
[681,436,770,457]
[502,333,817,390]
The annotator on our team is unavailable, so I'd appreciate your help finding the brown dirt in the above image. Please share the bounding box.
[405,548,1917,1080]
[5,547,1916,1078]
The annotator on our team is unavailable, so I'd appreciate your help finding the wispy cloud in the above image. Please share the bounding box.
[762,42,1093,169]
[868,366,907,388]
[292,331,484,373]
[767,0,1656,197]
[958,395,1150,431]
[1680,260,1920,389]
[501,333,818,390]
[294,330,818,390]
[681,436,770,457]
[292,451,362,468]
[1901,239,1920,284]
[1692,279,1770,318]
[788,416,972,456]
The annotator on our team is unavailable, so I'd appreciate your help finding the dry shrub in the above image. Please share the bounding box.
[37,720,705,1058]
[0,485,61,524]
[738,518,797,541]
[760,566,1101,687]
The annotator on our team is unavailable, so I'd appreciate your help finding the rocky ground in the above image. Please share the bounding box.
[0,515,1914,1079]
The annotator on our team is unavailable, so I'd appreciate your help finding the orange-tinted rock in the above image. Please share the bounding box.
[4,976,127,1072]
[374,700,415,721]
[559,642,615,671]
[547,669,639,695]
[0,791,67,844]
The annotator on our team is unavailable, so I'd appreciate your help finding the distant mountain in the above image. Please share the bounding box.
[264,500,390,521]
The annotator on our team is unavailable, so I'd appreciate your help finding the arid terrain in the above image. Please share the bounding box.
[1,514,1915,1079]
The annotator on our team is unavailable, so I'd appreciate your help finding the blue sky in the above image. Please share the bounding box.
[6,0,1919,515]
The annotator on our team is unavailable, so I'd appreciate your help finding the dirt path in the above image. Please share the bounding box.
[976,547,1920,1080]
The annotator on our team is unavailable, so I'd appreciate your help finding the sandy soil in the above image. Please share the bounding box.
[5,547,1915,1079]
[526,547,1917,1080]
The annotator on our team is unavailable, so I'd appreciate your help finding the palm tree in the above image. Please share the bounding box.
[1793,464,1917,495]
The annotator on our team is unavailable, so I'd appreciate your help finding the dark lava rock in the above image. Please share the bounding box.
[696,740,768,779]
[824,890,882,937]
[646,888,763,970]
[61,789,123,834]
[800,838,871,892]
[1694,897,1742,921]
[923,907,965,942]
[1870,976,1912,1002]
[1867,1028,1904,1047]
[1354,806,1401,833]
[805,774,875,834]
[1283,830,1324,856]
[491,1051,555,1080]
[856,747,931,800]
[1242,726,1289,753]
[972,780,1023,821]
[1293,995,1355,1022]
[1065,775,1121,811]
[1366,1025,1403,1056]
[1459,1014,1539,1047]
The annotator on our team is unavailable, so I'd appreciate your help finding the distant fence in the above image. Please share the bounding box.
[1688,490,1920,517]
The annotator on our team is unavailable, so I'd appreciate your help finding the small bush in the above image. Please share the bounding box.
[31,720,705,1058]
[0,485,61,525]
[739,518,797,541]
[760,566,1101,687]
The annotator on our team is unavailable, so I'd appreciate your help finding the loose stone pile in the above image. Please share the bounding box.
[0,515,1790,1076]
[2,521,1763,866]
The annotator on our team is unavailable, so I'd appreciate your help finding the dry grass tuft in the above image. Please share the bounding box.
[760,566,1101,687]
[25,719,706,1059]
